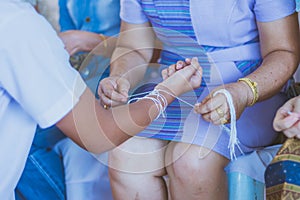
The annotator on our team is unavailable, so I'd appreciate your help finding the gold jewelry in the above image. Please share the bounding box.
[103,104,109,109]
[220,118,228,124]
[98,34,107,48]
[238,77,258,106]
[216,108,224,118]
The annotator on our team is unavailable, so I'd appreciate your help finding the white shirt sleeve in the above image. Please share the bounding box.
[0,8,86,128]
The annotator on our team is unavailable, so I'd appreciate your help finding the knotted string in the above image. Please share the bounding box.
[213,89,244,160]
[128,88,243,160]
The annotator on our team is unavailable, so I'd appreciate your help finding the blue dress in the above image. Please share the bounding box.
[122,0,294,159]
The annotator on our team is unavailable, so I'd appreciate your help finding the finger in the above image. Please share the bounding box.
[190,67,203,88]
[190,57,199,70]
[175,60,185,70]
[273,108,289,128]
[116,78,130,101]
[197,93,226,114]
[101,83,116,99]
[162,68,168,80]
[176,57,200,79]
[283,126,299,138]
[293,98,300,113]
[185,58,192,65]
[101,82,127,103]
[201,112,213,123]
[273,114,299,132]
[100,94,113,106]
[98,82,111,102]
[101,94,125,107]
[111,90,128,103]
[168,64,176,77]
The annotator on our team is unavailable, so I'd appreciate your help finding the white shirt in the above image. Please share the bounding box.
[0,1,86,199]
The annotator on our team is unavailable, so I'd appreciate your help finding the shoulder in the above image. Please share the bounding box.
[254,0,296,22]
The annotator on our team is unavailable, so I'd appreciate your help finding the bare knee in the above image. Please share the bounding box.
[109,137,168,173]
[109,138,169,200]
[166,143,229,199]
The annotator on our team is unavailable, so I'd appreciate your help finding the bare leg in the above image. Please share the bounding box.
[109,137,168,200]
[166,142,229,200]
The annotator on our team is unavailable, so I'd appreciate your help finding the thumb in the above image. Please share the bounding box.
[180,57,200,78]
[117,78,130,98]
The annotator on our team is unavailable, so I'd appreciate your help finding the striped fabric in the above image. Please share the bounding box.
[136,0,261,142]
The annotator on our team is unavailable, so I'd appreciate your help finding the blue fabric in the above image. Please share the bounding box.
[15,127,66,200]
[225,145,280,183]
[59,0,120,36]
[266,161,300,187]
[296,0,300,11]
[136,0,261,143]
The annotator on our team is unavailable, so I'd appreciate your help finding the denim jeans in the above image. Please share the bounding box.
[15,126,66,200]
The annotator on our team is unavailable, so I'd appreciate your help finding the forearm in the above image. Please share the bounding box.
[57,54,200,154]
[56,88,173,154]
[245,50,299,103]
[242,13,300,105]
[78,32,117,53]
[110,46,153,87]
[109,21,156,88]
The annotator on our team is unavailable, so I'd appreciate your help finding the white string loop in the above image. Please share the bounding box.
[127,89,168,120]
[127,88,243,160]
[213,89,244,160]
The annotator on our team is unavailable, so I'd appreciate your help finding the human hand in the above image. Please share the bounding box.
[194,81,250,125]
[98,76,130,108]
[59,30,103,56]
[156,57,202,97]
[161,58,192,80]
[273,96,300,138]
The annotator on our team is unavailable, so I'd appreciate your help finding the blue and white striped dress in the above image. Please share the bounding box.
[126,0,288,159]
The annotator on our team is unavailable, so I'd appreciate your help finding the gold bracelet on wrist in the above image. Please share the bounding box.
[98,34,107,48]
[238,77,258,106]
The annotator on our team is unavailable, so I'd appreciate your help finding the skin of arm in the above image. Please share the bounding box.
[58,30,117,56]
[110,21,156,85]
[194,13,300,124]
[56,58,202,154]
[98,21,156,107]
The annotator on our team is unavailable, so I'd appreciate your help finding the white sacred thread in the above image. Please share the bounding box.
[128,90,168,120]
[128,88,243,160]
[213,89,244,160]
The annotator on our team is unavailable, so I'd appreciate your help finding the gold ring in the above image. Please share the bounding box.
[103,104,109,109]
[216,108,224,117]
[220,118,228,124]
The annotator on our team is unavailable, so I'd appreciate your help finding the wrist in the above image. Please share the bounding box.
[154,85,176,104]
[98,34,107,48]
[238,78,259,106]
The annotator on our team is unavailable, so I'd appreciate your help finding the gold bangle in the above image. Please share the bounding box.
[98,34,107,48]
[238,77,258,106]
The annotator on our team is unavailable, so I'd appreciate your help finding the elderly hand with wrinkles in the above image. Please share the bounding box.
[164,58,256,125]
[273,96,300,139]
